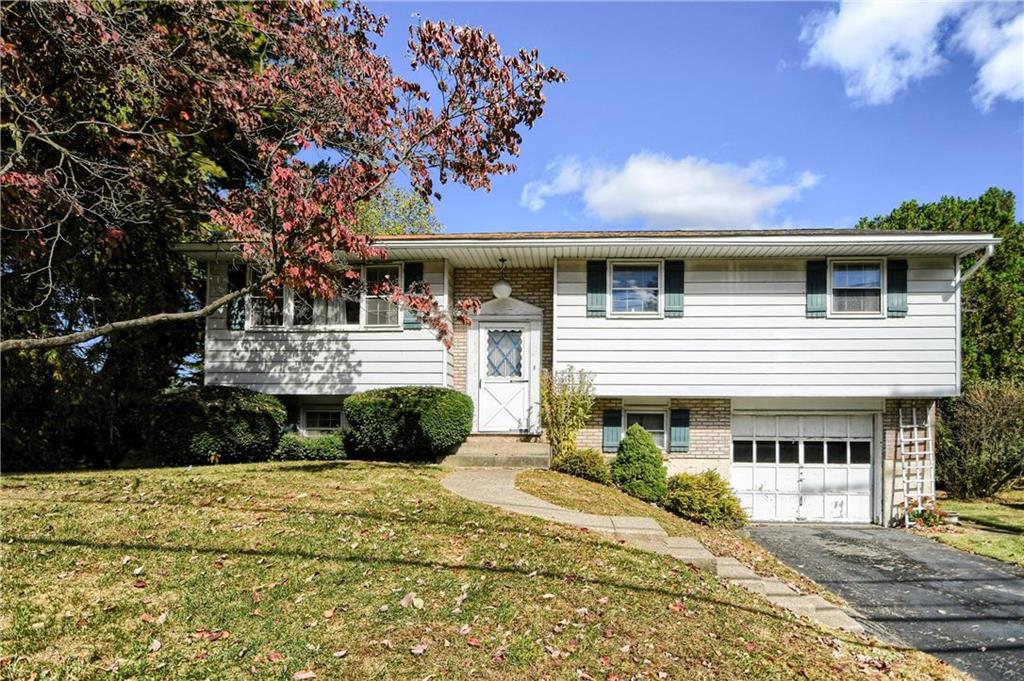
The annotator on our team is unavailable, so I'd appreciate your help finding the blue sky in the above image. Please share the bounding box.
[367,1,1023,231]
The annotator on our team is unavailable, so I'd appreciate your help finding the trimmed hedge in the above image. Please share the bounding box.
[663,471,747,528]
[551,448,612,485]
[610,424,667,502]
[343,386,472,459]
[274,432,346,461]
[149,385,286,466]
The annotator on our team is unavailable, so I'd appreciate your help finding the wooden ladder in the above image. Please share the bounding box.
[898,406,935,527]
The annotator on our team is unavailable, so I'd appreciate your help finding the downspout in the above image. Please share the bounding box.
[955,243,995,287]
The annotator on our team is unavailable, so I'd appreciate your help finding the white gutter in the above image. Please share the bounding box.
[956,243,996,286]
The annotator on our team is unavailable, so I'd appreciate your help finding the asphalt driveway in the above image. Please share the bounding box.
[748,525,1024,681]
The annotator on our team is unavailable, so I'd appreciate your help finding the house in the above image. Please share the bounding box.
[183,229,999,526]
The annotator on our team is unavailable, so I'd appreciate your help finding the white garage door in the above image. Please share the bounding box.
[731,414,874,523]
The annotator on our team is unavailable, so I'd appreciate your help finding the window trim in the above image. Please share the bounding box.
[242,263,405,331]
[623,409,669,451]
[301,408,345,437]
[827,257,887,319]
[607,260,664,318]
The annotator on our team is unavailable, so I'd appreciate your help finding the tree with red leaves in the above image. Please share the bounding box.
[0,1,563,352]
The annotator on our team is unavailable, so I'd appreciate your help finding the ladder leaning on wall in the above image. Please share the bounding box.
[898,406,936,527]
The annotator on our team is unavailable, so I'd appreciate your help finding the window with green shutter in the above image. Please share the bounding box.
[669,409,690,453]
[806,260,827,318]
[664,261,685,317]
[587,261,607,317]
[403,262,424,329]
[887,259,908,318]
[602,409,622,453]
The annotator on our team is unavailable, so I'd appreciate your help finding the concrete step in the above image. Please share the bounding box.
[666,548,719,572]
[712,557,759,580]
[729,578,766,595]
[765,594,817,617]
[440,453,550,469]
[664,536,705,551]
[762,579,798,597]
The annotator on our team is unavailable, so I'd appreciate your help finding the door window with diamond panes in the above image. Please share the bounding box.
[486,329,523,378]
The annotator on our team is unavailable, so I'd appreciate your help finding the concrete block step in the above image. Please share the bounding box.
[440,453,550,469]
[762,579,798,597]
[810,608,865,634]
[456,443,551,455]
[666,548,719,572]
[663,536,705,550]
[765,594,817,616]
[712,558,759,581]
[729,578,766,595]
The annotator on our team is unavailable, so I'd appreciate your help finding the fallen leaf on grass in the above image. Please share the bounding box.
[140,610,168,625]
[466,637,481,647]
[193,629,230,642]
[148,639,161,653]
[332,650,347,658]
[292,670,316,680]
[410,641,428,656]
[459,624,470,635]
[133,566,144,576]
[133,580,147,589]
[267,651,285,663]
[744,643,759,653]
[322,609,335,619]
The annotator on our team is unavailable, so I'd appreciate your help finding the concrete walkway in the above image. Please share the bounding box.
[442,469,864,633]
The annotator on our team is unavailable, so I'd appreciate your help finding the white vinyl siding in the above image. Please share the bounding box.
[554,258,958,397]
[204,261,447,395]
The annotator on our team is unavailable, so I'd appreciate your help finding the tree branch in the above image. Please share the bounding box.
[0,274,270,353]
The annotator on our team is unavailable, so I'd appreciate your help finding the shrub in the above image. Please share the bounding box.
[274,432,346,461]
[610,424,667,502]
[551,448,611,485]
[938,380,1024,499]
[148,385,286,466]
[540,367,596,459]
[663,471,747,528]
[344,386,473,459]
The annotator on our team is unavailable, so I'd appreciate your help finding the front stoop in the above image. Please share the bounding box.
[440,435,550,469]
[441,469,865,635]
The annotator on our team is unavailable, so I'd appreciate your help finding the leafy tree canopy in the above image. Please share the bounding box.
[856,187,1023,383]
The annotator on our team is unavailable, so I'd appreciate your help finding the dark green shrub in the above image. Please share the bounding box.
[610,424,667,502]
[551,448,611,485]
[938,380,1024,499]
[343,386,473,459]
[274,432,346,461]
[148,385,286,466]
[663,471,747,528]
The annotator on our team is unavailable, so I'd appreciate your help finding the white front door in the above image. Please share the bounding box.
[477,324,532,432]
[731,414,875,523]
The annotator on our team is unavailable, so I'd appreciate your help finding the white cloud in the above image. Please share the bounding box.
[520,158,584,211]
[800,1,1023,110]
[519,153,821,228]
[954,4,1024,110]
[800,1,964,105]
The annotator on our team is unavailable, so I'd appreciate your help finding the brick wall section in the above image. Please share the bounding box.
[881,398,937,525]
[450,267,553,392]
[577,398,732,476]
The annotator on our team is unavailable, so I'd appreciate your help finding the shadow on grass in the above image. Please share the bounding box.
[4,532,893,654]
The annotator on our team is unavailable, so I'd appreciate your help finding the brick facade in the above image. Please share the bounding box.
[577,398,733,477]
[881,398,937,525]
[450,267,554,392]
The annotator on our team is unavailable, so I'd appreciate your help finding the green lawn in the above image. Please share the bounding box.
[0,462,963,680]
[517,470,840,604]
[927,489,1024,566]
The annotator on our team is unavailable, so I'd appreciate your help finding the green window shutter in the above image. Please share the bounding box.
[403,262,424,329]
[806,260,827,318]
[226,264,247,331]
[587,261,607,318]
[602,409,622,453]
[670,409,690,453]
[887,259,908,318]
[664,260,685,317]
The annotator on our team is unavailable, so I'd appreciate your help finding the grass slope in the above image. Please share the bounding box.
[518,470,837,603]
[1,462,961,680]
[925,490,1024,566]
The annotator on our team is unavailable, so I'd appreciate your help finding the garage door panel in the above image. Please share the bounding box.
[848,467,871,493]
[825,468,849,493]
[731,466,753,490]
[731,412,875,523]
[753,467,776,491]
